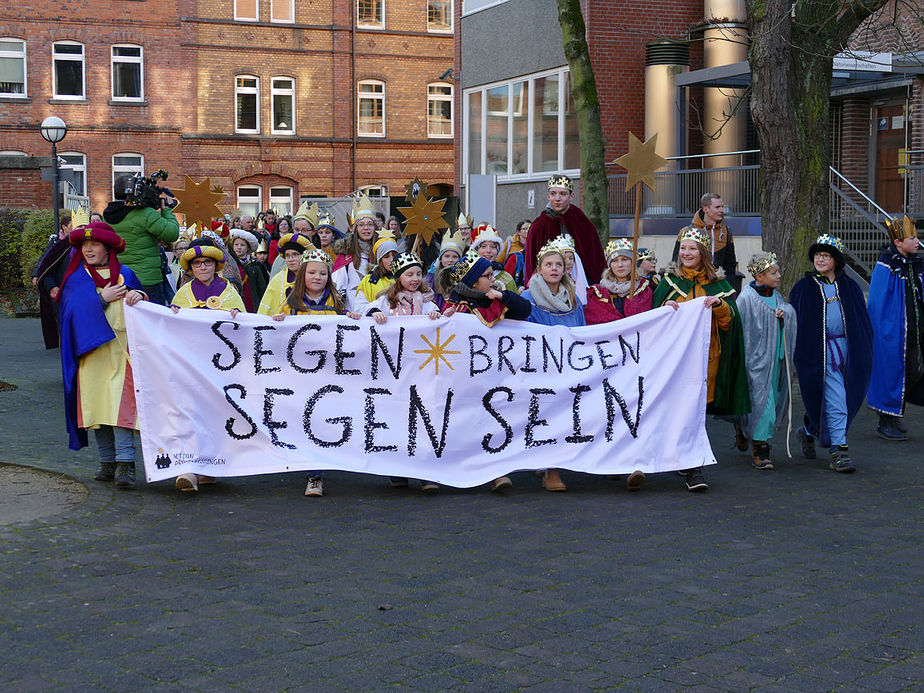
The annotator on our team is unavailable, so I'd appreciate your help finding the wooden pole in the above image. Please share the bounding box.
[630,183,641,287]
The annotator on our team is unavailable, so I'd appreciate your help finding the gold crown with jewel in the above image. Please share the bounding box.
[813,234,846,254]
[537,235,573,262]
[301,248,331,266]
[391,252,422,276]
[449,250,484,284]
[747,251,778,276]
[605,238,634,261]
[547,174,573,192]
[679,225,711,249]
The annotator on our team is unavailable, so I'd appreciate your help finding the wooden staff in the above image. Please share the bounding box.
[630,184,641,287]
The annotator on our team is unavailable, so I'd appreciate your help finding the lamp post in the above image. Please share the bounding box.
[40,116,68,238]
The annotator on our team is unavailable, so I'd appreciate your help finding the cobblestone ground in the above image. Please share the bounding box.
[0,316,922,692]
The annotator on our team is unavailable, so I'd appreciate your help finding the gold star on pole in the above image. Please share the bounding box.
[614,132,667,192]
[173,176,226,229]
[397,193,449,246]
[404,176,429,203]
[413,327,461,375]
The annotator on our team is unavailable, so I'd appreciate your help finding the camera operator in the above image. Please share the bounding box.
[103,174,180,305]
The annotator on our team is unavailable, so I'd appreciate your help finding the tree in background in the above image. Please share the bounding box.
[556,0,609,247]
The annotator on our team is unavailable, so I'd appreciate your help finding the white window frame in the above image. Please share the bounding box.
[59,152,87,197]
[111,44,144,102]
[270,0,295,23]
[0,38,27,98]
[0,150,27,156]
[271,76,295,135]
[52,41,85,100]
[112,153,144,196]
[359,184,388,197]
[269,186,294,216]
[427,82,453,139]
[234,0,259,22]
[357,80,385,138]
[462,0,511,16]
[357,0,385,30]
[235,75,260,134]
[237,185,263,217]
[427,0,453,33]
[463,66,580,185]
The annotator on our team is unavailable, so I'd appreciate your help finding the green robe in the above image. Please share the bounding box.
[653,271,751,416]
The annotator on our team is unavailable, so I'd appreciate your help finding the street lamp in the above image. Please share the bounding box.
[40,116,68,238]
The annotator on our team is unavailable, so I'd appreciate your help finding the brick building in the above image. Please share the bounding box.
[0,1,457,216]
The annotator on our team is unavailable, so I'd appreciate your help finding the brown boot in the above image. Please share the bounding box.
[751,441,773,470]
[542,469,567,492]
[734,422,749,451]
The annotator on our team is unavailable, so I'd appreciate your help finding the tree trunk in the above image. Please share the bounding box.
[556,0,609,247]
[747,0,890,290]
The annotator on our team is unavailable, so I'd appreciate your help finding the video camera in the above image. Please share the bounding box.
[123,169,177,209]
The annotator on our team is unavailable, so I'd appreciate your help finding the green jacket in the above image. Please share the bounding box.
[103,203,179,285]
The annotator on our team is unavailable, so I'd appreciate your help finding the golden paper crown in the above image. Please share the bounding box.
[456,211,473,228]
[605,238,634,261]
[346,211,355,227]
[548,174,573,192]
[300,248,331,267]
[747,251,778,276]
[885,215,917,242]
[537,235,572,262]
[679,225,711,249]
[449,250,484,285]
[636,247,656,262]
[391,252,422,277]
[352,193,376,222]
[71,205,90,230]
[440,227,466,256]
[256,238,268,254]
[178,224,196,242]
[294,201,320,228]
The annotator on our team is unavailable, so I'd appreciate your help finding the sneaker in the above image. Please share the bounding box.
[175,473,198,492]
[389,477,409,488]
[93,462,116,482]
[490,476,513,492]
[877,415,907,441]
[685,470,708,492]
[420,480,440,493]
[733,422,748,451]
[625,470,645,492]
[305,476,324,497]
[829,446,856,473]
[798,427,816,459]
[114,462,135,488]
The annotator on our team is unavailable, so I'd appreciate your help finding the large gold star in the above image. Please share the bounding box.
[413,327,460,375]
[614,133,667,192]
[397,193,448,245]
[173,176,226,229]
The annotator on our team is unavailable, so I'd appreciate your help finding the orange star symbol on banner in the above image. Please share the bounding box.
[414,327,461,375]
[614,133,667,192]
[173,176,226,229]
[398,193,448,246]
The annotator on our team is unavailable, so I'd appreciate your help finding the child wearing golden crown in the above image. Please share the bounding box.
[653,225,750,491]
[789,235,873,472]
[272,249,360,496]
[585,239,654,324]
[353,234,399,315]
[443,252,532,492]
[257,231,315,315]
[734,252,797,470]
[428,228,466,311]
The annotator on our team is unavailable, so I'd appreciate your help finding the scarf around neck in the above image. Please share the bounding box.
[529,273,574,313]
[599,276,633,297]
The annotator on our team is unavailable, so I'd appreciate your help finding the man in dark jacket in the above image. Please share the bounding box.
[102,176,180,305]
[672,192,740,291]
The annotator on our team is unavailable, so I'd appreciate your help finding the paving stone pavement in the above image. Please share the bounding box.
[0,315,922,692]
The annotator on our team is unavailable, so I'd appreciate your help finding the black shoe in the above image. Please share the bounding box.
[894,417,908,434]
[114,462,136,488]
[93,462,116,482]
[685,470,708,492]
[877,415,907,441]
[798,428,816,459]
[829,446,856,473]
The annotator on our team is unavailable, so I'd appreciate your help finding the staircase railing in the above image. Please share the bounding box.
[828,166,890,277]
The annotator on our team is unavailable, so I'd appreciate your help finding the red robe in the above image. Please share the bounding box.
[583,282,653,325]
[525,204,606,284]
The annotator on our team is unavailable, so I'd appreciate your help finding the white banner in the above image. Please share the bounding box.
[125,299,715,486]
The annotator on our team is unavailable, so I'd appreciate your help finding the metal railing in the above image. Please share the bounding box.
[828,166,891,276]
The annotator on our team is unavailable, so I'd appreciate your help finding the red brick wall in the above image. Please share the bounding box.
[0,168,48,209]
